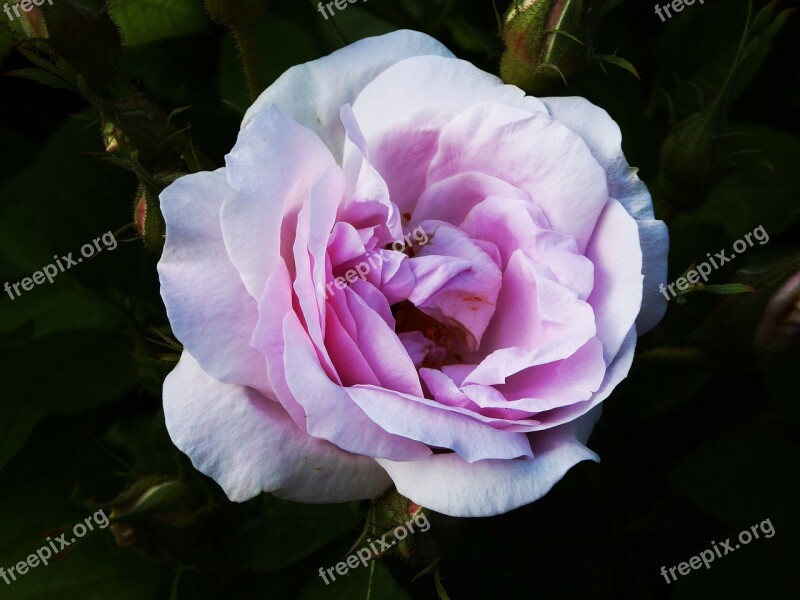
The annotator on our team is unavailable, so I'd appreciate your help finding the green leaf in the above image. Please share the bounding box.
[299,560,411,600]
[0,330,137,470]
[109,0,207,47]
[595,53,640,79]
[5,68,74,90]
[703,283,755,295]
[678,125,800,237]
[0,287,126,342]
[219,495,361,572]
[732,4,796,99]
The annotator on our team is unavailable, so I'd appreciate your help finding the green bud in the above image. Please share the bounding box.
[12,1,49,39]
[369,488,441,564]
[107,476,215,559]
[655,101,723,209]
[500,0,592,94]
[203,0,268,30]
[101,120,123,154]
[134,174,181,254]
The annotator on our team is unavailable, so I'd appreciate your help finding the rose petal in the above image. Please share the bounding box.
[243,30,455,161]
[347,385,534,461]
[223,105,335,299]
[409,222,502,351]
[541,97,669,333]
[586,199,643,364]
[411,171,534,230]
[469,250,596,385]
[282,312,430,460]
[164,352,391,503]
[460,196,593,299]
[529,327,637,429]
[426,102,609,252]
[158,169,270,396]
[377,408,601,517]
[351,55,546,142]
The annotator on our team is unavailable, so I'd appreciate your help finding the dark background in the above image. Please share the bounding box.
[0,0,798,598]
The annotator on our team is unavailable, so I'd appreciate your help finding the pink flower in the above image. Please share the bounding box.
[158,30,669,517]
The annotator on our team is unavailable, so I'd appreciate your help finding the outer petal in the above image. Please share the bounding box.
[377,408,601,517]
[351,55,546,142]
[541,97,669,333]
[585,199,643,364]
[158,169,269,396]
[243,30,455,161]
[164,352,391,503]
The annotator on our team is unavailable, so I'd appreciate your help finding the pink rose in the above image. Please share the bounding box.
[158,30,668,517]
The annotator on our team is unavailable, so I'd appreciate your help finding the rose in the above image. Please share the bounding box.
[158,30,668,517]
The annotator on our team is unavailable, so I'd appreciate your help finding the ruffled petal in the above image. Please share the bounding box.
[222,105,335,299]
[426,102,609,252]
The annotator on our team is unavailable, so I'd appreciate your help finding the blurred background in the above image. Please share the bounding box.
[0,0,798,598]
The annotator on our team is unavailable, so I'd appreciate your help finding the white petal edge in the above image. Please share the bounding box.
[242,30,455,161]
[163,351,391,503]
[158,169,270,397]
[377,407,602,517]
[541,97,670,334]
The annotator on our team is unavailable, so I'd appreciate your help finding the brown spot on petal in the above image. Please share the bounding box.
[456,292,494,312]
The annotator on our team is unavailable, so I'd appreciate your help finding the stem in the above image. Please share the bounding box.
[232,26,264,102]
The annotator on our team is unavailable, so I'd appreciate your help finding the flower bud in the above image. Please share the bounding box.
[134,174,183,254]
[369,488,442,564]
[500,0,592,94]
[11,1,49,39]
[655,101,723,209]
[102,120,123,154]
[203,0,268,30]
[107,476,214,559]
